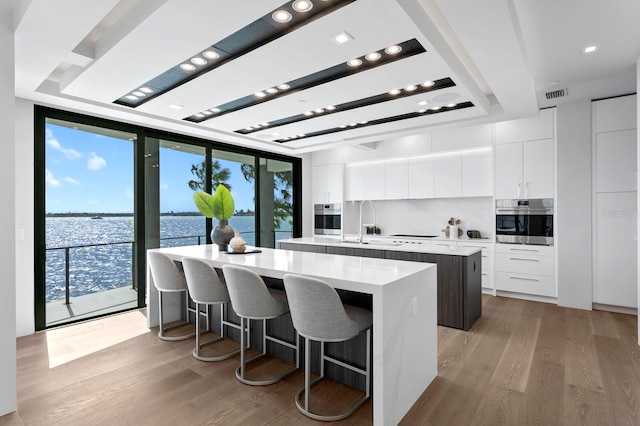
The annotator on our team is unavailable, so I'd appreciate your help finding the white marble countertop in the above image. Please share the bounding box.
[148,244,434,294]
[280,236,484,256]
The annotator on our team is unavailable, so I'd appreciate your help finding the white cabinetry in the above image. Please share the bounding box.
[458,241,494,290]
[494,108,554,145]
[433,151,462,198]
[495,244,555,297]
[384,158,409,200]
[313,164,343,204]
[408,156,434,199]
[344,162,385,201]
[595,129,637,192]
[495,139,554,199]
[462,148,492,197]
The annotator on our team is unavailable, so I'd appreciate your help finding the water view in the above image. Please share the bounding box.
[45,215,291,302]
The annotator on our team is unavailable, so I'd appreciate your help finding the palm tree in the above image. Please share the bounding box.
[188,160,232,191]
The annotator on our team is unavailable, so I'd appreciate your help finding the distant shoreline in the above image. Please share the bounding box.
[46,212,256,218]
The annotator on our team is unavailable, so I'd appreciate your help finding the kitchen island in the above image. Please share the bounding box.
[280,236,482,331]
[146,244,437,426]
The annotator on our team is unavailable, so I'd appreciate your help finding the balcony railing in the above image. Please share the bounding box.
[46,230,293,305]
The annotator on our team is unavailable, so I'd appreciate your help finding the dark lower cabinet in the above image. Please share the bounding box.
[384,251,482,331]
[280,241,482,331]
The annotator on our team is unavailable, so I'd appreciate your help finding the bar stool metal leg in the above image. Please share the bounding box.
[157,290,195,341]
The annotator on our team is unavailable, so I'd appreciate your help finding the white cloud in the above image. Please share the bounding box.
[45,169,60,187]
[45,130,82,160]
[87,152,107,171]
[62,177,80,185]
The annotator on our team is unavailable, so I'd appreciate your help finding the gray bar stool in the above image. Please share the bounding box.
[283,273,372,422]
[182,257,242,362]
[222,264,299,386]
[147,251,196,341]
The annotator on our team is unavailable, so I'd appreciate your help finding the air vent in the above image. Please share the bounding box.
[545,88,568,100]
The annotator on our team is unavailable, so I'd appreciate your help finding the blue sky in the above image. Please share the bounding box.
[45,123,255,213]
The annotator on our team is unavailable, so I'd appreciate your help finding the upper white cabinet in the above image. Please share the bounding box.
[495,109,554,145]
[495,139,554,199]
[312,163,343,204]
[432,124,492,151]
[596,129,637,192]
[384,158,409,200]
[344,162,385,201]
[593,95,637,133]
[433,151,462,198]
[408,156,434,199]
[462,148,492,197]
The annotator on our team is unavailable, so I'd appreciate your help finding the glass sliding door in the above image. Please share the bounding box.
[43,118,138,327]
[258,158,294,248]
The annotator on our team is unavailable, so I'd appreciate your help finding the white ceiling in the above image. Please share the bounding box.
[13,0,640,156]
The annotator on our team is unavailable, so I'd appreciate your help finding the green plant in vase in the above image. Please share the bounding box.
[194,184,235,251]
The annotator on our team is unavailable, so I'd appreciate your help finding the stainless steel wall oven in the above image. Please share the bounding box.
[496,199,553,245]
[314,203,341,235]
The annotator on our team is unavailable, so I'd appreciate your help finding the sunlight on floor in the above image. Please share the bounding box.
[46,309,149,368]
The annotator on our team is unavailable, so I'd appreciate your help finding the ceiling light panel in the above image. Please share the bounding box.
[185,39,426,123]
[114,0,356,108]
[272,101,475,142]
[236,77,455,134]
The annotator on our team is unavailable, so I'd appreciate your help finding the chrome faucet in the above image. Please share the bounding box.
[358,200,376,243]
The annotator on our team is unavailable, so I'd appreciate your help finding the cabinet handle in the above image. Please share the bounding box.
[482,255,488,258]
[509,257,539,262]
[509,276,539,281]
[462,245,488,249]
[482,273,488,276]
[436,243,450,247]
[517,182,522,198]
[509,248,539,252]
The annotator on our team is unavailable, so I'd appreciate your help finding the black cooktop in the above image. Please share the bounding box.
[391,234,438,238]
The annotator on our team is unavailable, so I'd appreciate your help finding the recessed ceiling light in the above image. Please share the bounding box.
[304,111,313,116]
[359,121,368,124]
[340,125,347,128]
[125,95,138,100]
[349,122,357,127]
[292,0,313,12]
[418,109,426,113]
[278,83,290,90]
[347,58,362,67]
[431,106,441,110]
[203,50,220,59]
[261,122,269,126]
[132,91,145,97]
[272,10,292,23]
[297,133,306,137]
[421,80,435,87]
[418,100,428,105]
[405,85,417,91]
[266,87,278,94]
[314,108,324,113]
[139,87,153,93]
[385,45,402,55]
[180,63,196,71]
[331,31,353,45]
[326,105,336,110]
[203,110,213,115]
[365,52,381,61]
[191,57,207,66]
[583,45,598,54]
[254,91,267,98]
[388,89,401,95]
[245,127,252,131]
[210,107,221,113]
[195,113,205,118]
[169,104,183,110]
[447,103,456,107]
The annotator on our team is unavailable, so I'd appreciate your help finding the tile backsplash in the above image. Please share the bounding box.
[342,197,494,239]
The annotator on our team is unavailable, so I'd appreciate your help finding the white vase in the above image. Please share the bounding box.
[449,225,458,240]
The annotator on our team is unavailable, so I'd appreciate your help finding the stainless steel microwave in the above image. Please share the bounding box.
[496,199,553,245]
[314,203,341,236]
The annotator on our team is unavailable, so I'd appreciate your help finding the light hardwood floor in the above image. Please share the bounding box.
[3,294,640,425]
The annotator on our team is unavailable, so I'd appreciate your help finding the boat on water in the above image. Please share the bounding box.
[90,216,103,219]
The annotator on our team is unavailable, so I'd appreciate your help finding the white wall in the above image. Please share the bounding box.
[342,197,494,239]
[1,4,17,416]
[15,98,35,336]
[556,101,593,309]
